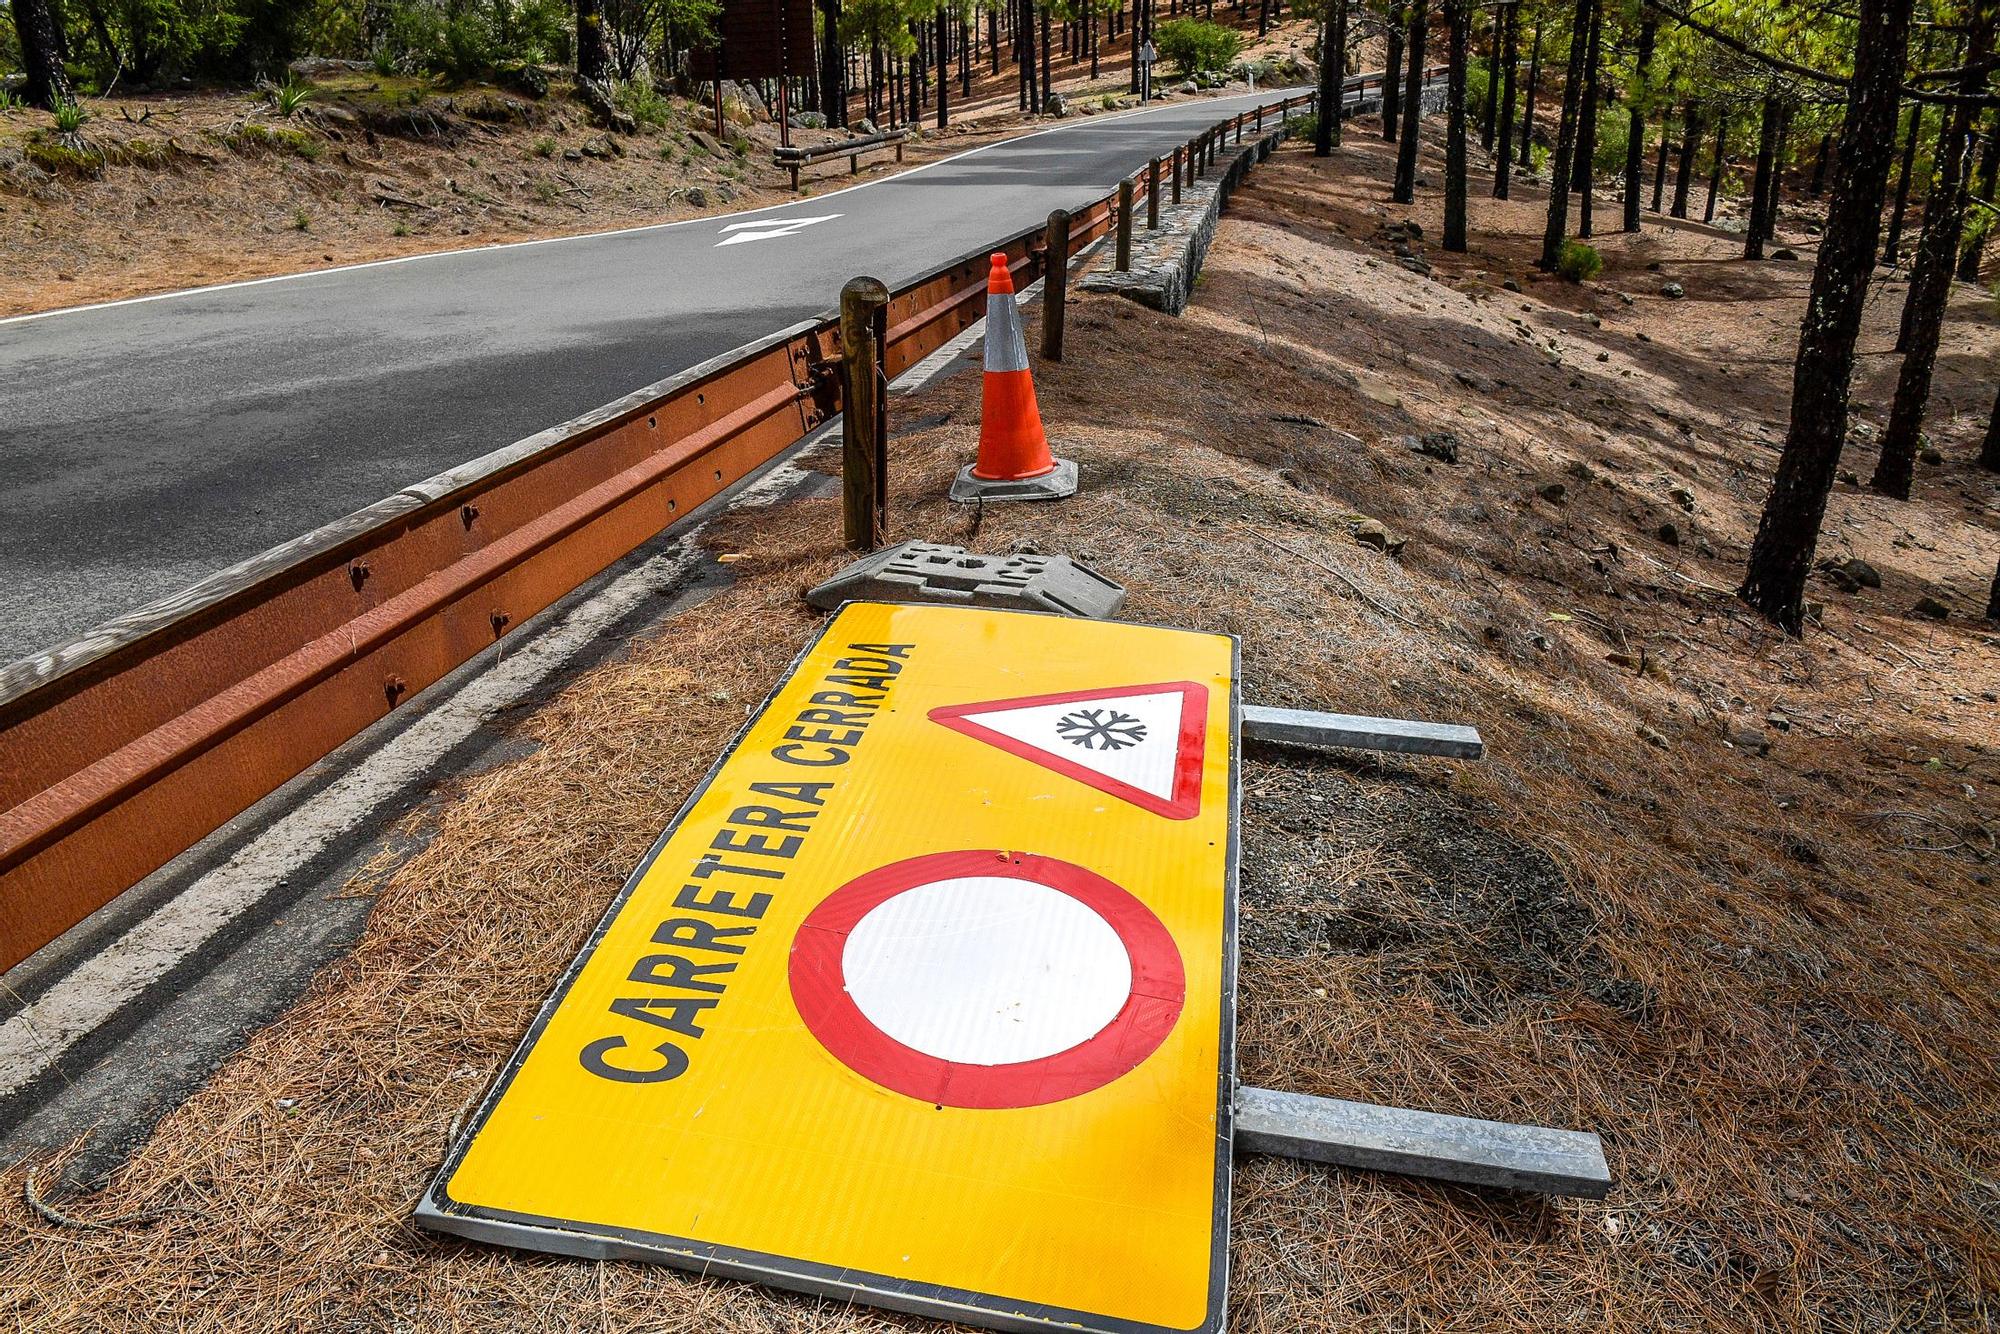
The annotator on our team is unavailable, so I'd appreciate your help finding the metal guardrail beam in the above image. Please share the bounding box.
[0,79,1409,971]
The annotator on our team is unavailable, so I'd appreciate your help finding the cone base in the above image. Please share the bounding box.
[948,457,1079,503]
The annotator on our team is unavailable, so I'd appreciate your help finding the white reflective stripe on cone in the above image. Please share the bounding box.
[984,291,1031,373]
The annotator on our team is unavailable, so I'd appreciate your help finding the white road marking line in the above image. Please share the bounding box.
[0,88,1304,328]
[714,214,842,246]
[0,461,805,1096]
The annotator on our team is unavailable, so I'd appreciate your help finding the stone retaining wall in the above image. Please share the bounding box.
[1080,127,1285,315]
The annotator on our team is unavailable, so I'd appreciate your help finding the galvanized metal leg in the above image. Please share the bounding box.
[1234,1086,1612,1199]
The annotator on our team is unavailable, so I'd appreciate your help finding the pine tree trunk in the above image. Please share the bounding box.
[1704,116,1728,222]
[1671,104,1699,217]
[1383,6,1405,141]
[1517,18,1540,167]
[1745,94,1779,260]
[1884,102,1922,263]
[9,0,74,110]
[1987,558,2000,621]
[1739,0,1912,634]
[1623,16,1654,231]
[1874,16,1991,499]
[1956,114,1998,282]
[1316,0,1347,154]
[1480,2,1500,149]
[1651,116,1669,210]
[1393,0,1428,203]
[937,7,950,126]
[819,0,846,127]
[576,0,609,84]
[1493,1,1519,198]
[1444,0,1469,249]
[1040,5,1050,105]
[1983,380,2000,471]
[1571,0,1600,237]
[1808,133,1833,194]
[1537,0,1593,269]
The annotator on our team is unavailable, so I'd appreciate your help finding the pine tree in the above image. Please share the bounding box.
[1444,0,1469,248]
[9,0,75,110]
[1538,0,1595,268]
[1740,0,1914,633]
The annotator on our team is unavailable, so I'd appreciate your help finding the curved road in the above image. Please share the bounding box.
[0,89,1309,663]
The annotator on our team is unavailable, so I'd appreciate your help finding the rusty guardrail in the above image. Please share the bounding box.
[0,75,1432,970]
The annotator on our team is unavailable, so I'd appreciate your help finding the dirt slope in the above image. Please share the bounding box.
[2,118,1995,1330]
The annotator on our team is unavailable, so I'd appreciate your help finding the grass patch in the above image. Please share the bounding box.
[23,136,103,178]
[230,123,324,160]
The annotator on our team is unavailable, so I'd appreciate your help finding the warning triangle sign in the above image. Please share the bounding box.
[928,681,1209,820]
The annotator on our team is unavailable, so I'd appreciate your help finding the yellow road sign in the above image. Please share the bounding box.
[418,602,1239,1333]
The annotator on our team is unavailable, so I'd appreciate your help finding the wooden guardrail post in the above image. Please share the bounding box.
[1115,178,1134,271]
[1147,156,1162,229]
[1172,145,1183,202]
[1042,209,1071,363]
[840,277,891,551]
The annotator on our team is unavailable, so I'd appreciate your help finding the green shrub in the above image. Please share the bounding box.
[531,135,556,156]
[268,74,313,115]
[1466,58,1491,118]
[614,78,673,127]
[1556,239,1603,282]
[53,102,88,133]
[1590,109,1631,177]
[292,204,311,229]
[1154,19,1241,76]
[1287,111,1319,143]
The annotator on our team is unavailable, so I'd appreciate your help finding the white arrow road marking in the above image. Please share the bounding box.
[714,214,842,247]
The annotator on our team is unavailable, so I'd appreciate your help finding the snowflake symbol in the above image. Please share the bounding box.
[1056,707,1148,752]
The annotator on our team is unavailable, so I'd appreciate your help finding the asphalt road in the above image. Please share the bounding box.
[0,89,1307,664]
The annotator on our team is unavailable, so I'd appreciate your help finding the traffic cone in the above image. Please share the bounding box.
[949,253,1078,503]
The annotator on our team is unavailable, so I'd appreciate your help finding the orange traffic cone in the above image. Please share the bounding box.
[950,253,1078,503]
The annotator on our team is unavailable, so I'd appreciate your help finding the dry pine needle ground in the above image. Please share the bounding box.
[2,127,1996,1331]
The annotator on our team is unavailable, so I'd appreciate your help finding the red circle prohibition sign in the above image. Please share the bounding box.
[788,850,1187,1109]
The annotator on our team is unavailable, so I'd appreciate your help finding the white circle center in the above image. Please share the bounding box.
[841,876,1134,1066]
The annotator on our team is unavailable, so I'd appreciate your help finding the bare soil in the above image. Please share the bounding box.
[3,112,1996,1330]
[0,17,1328,318]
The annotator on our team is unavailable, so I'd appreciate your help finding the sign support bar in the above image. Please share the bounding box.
[1241,705,1484,760]
[1232,1085,1611,1199]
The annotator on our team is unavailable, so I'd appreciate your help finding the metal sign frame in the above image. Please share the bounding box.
[416,602,1242,1334]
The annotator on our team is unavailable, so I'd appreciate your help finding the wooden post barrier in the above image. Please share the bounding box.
[1147,156,1162,229]
[1115,178,1134,272]
[839,277,891,551]
[1042,209,1070,363]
